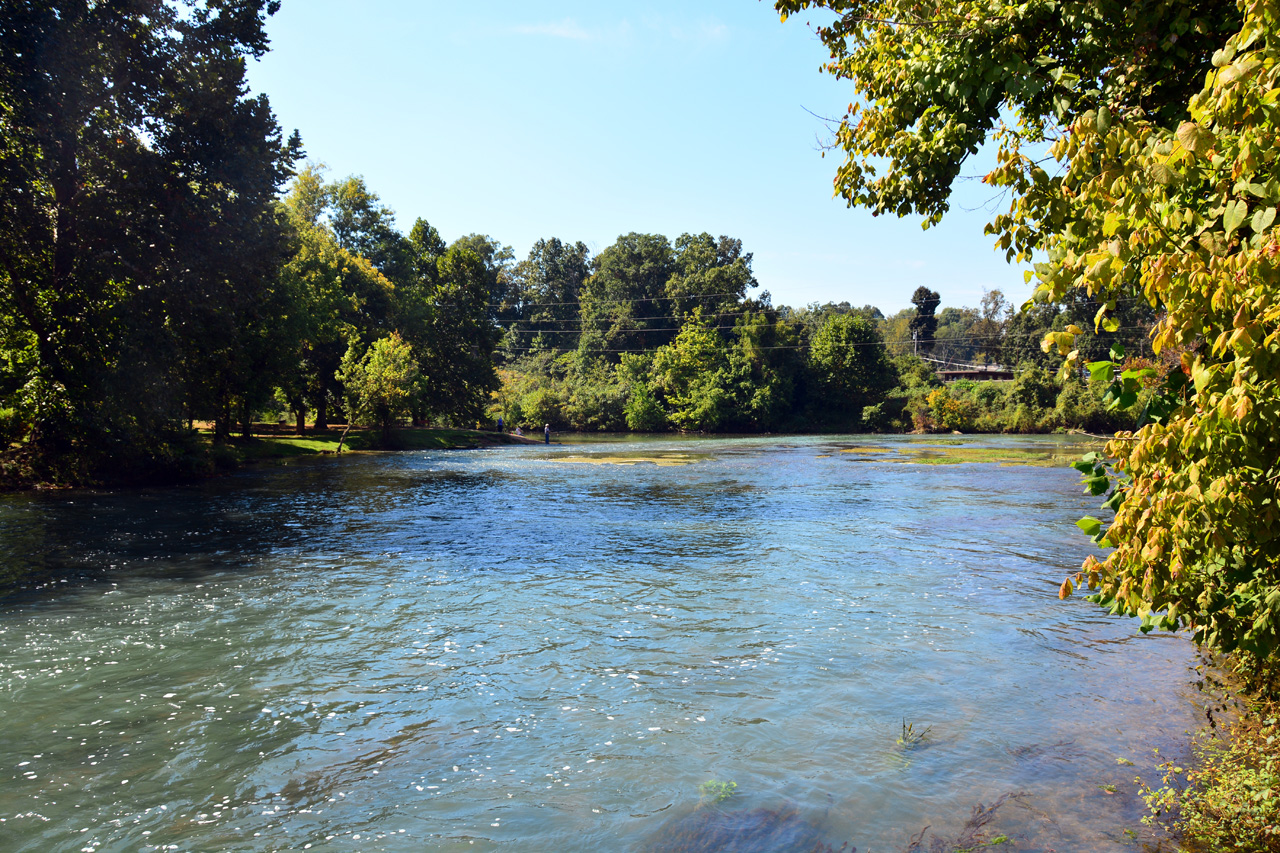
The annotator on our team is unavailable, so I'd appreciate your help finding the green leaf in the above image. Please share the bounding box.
[1148,163,1174,185]
[1088,360,1115,382]
[1085,474,1110,496]
[1224,199,1249,236]
[1077,516,1103,536]
[1253,206,1277,234]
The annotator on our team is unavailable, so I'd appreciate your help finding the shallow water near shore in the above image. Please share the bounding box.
[0,434,1201,851]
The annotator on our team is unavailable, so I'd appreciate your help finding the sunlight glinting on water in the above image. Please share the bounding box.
[0,436,1202,852]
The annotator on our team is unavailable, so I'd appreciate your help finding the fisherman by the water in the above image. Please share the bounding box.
[544,423,550,444]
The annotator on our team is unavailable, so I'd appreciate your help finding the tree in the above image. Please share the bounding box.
[328,175,415,286]
[580,233,677,355]
[502,237,591,357]
[774,0,1239,225]
[0,0,298,472]
[666,233,759,322]
[450,234,516,325]
[337,332,420,447]
[277,173,398,432]
[413,246,500,423]
[807,313,896,426]
[776,0,1280,659]
[650,311,733,431]
[909,287,941,354]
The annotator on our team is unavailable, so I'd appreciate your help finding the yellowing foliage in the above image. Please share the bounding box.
[778,0,1280,655]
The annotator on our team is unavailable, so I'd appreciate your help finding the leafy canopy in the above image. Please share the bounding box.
[778,0,1280,658]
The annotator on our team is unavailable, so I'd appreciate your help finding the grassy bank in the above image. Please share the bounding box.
[222,425,537,463]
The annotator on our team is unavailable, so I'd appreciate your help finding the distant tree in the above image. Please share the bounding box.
[328,175,415,285]
[650,311,732,431]
[933,306,981,364]
[1002,302,1062,369]
[807,314,896,426]
[580,233,677,356]
[666,233,759,322]
[450,234,516,324]
[503,238,591,357]
[337,332,420,447]
[275,212,396,432]
[414,247,501,423]
[975,289,1012,364]
[909,287,941,354]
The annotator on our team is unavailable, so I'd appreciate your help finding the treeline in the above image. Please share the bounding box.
[488,248,1160,435]
[0,1,1160,486]
[0,3,508,482]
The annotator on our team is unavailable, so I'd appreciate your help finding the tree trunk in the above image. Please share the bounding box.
[213,401,231,445]
[295,406,306,435]
[314,394,328,431]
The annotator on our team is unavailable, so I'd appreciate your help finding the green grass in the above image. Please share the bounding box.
[208,426,533,463]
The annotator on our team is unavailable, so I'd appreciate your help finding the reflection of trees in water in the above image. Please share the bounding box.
[0,483,305,600]
[0,459,530,600]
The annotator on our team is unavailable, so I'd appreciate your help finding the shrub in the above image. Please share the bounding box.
[927,386,975,431]
[625,384,667,431]
[0,407,29,447]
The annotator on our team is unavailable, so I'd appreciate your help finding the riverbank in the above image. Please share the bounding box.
[0,426,542,491]
[1140,668,1280,852]
[225,425,541,460]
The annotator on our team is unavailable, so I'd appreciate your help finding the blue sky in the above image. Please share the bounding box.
[244,1,1032,314]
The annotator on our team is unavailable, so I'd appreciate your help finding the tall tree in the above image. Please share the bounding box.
[449,233,515,325]
[502,238,591,357]
[579,233,677,356]
[807,313,896,425]
[908,287,941,354]
[666,233,759,322]
[415,246,501,423]
[0,0,298,470]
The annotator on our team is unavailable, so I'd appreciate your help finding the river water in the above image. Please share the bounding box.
[0,435,1201,852]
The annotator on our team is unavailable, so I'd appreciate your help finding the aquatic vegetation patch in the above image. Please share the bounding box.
[556,452,706,467]
[835,443,1103,468]
[897,719,933,748]
[698,779,738,804]
[647,789,1028,853]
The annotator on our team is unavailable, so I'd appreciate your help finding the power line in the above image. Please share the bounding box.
[495,323,1157,345]
[494,322,1157,356]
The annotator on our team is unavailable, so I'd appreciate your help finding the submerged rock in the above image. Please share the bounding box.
[647,804,850,853]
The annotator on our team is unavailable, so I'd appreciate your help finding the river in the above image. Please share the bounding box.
[0,435,1202,852]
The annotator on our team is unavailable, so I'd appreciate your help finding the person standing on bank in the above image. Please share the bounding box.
[544,424,550,444]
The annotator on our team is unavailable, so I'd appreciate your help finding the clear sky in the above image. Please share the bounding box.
[244,0,1032,315]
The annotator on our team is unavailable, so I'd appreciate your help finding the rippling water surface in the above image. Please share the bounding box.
[0,435,1201,852]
